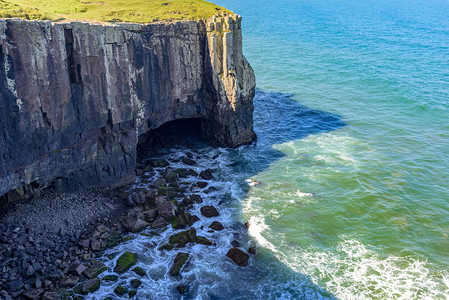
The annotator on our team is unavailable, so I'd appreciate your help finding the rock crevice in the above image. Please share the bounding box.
[0,14,255,200]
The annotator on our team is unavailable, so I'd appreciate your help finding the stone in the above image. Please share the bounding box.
[129,290,137,297]
[84,261,107,279]
[153,178,166,189]
[197,181,208,188]
[200,169,214,180]
[5,279,24,292]
[78,239,90,248]
[157,202,176,221]
[82,278,101,294]
[60,276,79,288]
[142,209,158,221]
[151,217,167,229]
[48,269,65,280]
[114,252,137,273]
[23,289,44,299]
[190,194,203,203]
[132,267,146,276]
[103,275,119,281]
[209,221,224,231]
[68,263,87,276]
[42,291,59,300]
[0,17,255,206]
[226,247,250,267]
[177,285,186,294]
[231,240,240,247]
[200,206,219,218]
[114,285,127,296]
[182,157,196,165]
[164,168,176,180]
[248,247,257,255]
[190,215,200,225]
[169,252,189,276]
[91,239,101,251]
[195,236,213,246]
[122,216,150,233]
[130,279,142,289]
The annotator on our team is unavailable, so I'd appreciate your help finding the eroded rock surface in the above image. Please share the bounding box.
[0,14,255,201]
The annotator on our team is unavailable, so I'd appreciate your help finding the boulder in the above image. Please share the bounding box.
[200,169,214,180]
[182,157,196,165]
[169,252,189,276]
[114,252,137,273]
[122,216,150,233]
[209,221,224,231]
[163,167,176,180]
[151,217,167,229]
[197,181,208,188]
[200,206,219,218]
[226,247,249,267]
[84,261,107,279]
[132,267,146,276]
[59,276,79,288]
[68,263,87,276]
[248,247,257,255]
[81,278,101,294]
[190,194,203,203]
[157,202,176,221]
[23,289,44,299]
[114,285,127,296]
[130,279,142,289]
[4,279,24,292]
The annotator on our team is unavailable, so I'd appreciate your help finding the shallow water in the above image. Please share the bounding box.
[90,0,449,298]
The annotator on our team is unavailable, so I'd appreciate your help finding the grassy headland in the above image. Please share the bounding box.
[0,0,231,23]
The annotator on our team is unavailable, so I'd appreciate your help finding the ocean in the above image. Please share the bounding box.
[94,0,449,298]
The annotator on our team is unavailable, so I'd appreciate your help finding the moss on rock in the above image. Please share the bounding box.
[114,252,137,274]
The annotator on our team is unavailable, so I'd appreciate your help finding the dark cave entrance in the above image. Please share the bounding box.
[136,118,211,160]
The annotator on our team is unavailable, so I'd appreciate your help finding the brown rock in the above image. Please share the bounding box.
[209,221,224,231]
[226,247,250,266]
[200,206,219,218]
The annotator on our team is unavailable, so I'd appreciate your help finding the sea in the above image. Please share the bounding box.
[93,0,449,299]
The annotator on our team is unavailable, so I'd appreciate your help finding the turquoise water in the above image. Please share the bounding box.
[215,0,449,298]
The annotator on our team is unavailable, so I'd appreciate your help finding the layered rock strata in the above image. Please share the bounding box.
[0,14,255,200]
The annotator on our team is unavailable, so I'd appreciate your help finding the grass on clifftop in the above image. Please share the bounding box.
[0,0,231,23]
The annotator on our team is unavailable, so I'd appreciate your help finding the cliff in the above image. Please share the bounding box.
[0,14,255,200]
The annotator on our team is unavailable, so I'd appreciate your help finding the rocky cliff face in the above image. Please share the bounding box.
[0,14,255,200]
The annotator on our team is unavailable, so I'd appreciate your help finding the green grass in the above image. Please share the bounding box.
[0,0,231,23]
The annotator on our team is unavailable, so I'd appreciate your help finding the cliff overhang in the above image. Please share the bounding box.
[0,14,255,201]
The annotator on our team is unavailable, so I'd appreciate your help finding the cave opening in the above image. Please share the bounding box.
[136,118,212,160]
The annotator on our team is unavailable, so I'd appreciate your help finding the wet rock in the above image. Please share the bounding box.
[169,252,189,276]
[197,181,208,188]
[23,289,44,299]
[129,290,137,297]
[122,216,150,233]
[142,209,158,222]
[157,202,176,221]
[163,168,176,180]
[226,247,250,267]
[190,215,200,225]
[248,247,257,255]
[153,178,166,189]
[82,278,101,294]
[190,194,203,203]
[231,240,240,247]
[200,169,214,180]
[182,157,196,165]
[114,285,127,296]
[169,231,191,247]
[84,261,107,279]
[151,217,167,229]
[60,276,79,288]
[158,243,174,251]
[114,252,137,273]
[209,221,224,231]
[68,263,87,276]
[186,169,199,177]
[103,275,119,281]
[172,212,192,229]
[132,267,146,276]
[177,285,186,294]
[135,168,145,176]
[195,236,213,246]
[200,206,219,218]
[130,279,142,289]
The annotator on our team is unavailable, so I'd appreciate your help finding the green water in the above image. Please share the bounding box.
[216,0,449,298]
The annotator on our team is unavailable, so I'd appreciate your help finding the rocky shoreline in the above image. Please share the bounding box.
[0,150,256,299]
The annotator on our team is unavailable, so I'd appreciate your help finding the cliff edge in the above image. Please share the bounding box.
[0,14,255,200]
